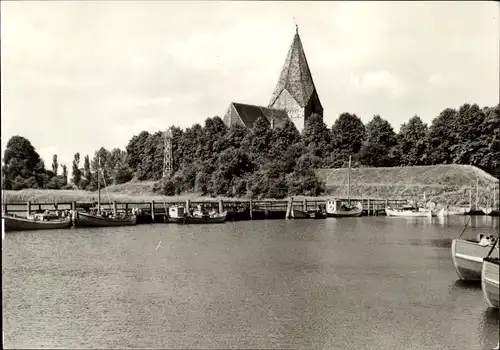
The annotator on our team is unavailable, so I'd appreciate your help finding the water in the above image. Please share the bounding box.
[2,216,499,349]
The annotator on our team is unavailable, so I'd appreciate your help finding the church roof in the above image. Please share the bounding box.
[230,102,289,128]
[268,28,322,109]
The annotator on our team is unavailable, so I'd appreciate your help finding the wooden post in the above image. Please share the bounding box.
[27,201,31,217]
[2,202,7,216]
[54,202,58,211]
[125,203,128,215]
[249,200,253,220]
[367,199,370,216]
[385,199,388,213]
[113,201,117,216]
[218,199,223,214]
[303,199,307,212]
[71,201,76,212]
[185,200,191,214]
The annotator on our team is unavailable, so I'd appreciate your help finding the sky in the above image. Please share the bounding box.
[1,1,499,170]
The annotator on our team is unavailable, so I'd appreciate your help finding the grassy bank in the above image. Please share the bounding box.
[317,164,499,206]
[3,165,499,206]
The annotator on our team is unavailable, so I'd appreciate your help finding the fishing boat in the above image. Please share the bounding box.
[481,239,499,308]
[290,208,311,219]
[326,156,363,218]
[3,214,71,231]
[385,205,432,217]
[73,157,137,227]
[168,205,227,224]
[73,211,137,227]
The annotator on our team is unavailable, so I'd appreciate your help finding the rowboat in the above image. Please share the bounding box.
[481,239,499,308]
[3,214,71,231]
[73,211,137,227]
[168,206,226,224]
[451,238,499,281]
[385,206,432,218]
[326,200,363,217]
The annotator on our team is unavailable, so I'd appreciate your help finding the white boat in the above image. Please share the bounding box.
[481,239,499,308]
[326,200,363,217]
[436,207,468,217]
[385,206,432,217]
[451,238,499,281]
[168,205,227,224]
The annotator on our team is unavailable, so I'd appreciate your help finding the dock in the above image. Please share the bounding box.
[2,198,411,223]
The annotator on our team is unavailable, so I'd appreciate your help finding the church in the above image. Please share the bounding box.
[223,27,324,134]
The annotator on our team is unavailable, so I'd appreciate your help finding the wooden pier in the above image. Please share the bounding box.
[2,198,410,222]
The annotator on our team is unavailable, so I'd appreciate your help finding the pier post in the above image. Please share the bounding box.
[367,199,370,216]
[249,200,253,220]
[151,201,155,221]
[303,199,307,211]
[185,200,191,214]
[385,199,388,211]
[125,203,129,215]
[54,202,58,211]
[112,201,117,216]
[286,197,293,219]
[27,201,31,217]
[71,201,76,212]
[218,199,224,214]
[2,202,6,216]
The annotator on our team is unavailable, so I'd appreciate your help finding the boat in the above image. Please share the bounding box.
[73,157,137,227]
[481,238,499,308]
[326,156,363,218]
[73,211,137,227]
[3,214,71,231]
[326,199,363,217]
[385,205,432,217]
[451,238,499,281]
[437,206,468,217]
[290,208,310,219]
[168,205,227,224]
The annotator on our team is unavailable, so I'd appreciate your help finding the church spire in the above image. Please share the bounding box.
[268,27,323,111]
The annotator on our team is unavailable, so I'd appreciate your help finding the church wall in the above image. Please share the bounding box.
[270,89,306,133]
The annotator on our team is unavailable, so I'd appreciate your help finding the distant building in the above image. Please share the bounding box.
[223,26,323,133]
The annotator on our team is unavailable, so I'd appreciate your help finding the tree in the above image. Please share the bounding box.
[359,115,398,167]
[72,152,82,187]
[396,115,429,166]
[3,136,45,189]
[81,154,92,190]
[61,164,68,186]
[301,113,331,162]
[52,154,58,175]
[426,108,458,164]
[331,113,366,167]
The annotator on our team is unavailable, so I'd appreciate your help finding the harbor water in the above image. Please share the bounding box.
[2,216,499,349]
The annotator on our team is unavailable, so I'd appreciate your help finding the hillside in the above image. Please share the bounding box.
[316,164,499,206]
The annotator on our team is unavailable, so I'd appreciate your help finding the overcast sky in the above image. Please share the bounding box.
[1,1,498,169]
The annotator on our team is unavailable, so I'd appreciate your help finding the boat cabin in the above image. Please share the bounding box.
[169,206,186,219]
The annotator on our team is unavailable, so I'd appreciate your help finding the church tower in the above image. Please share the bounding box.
[268,26,323,133]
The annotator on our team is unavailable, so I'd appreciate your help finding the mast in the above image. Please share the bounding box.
[476,177,479,209]
[347,155,351,205]
[469,184,472,209]
[97,157,101,214]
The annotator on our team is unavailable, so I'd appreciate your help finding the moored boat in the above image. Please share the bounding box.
[451,238,499,281]
[437,207,468,217]
[4,214,71,231]
[326,200,363,217]
[481,239,499,308]
[168,205,226,224]
[73,211,137,227]
[385,206,432,218]
[290,208,310,219]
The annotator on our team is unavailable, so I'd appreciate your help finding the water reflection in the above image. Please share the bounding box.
[478,308,499,349]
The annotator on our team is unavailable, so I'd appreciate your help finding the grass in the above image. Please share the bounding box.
[3,165,499,206]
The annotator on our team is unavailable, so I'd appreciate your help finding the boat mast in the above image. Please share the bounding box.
[97,157,101,214]
[476,177,479,209]
[469,184,472,209]
[347,155,351,206]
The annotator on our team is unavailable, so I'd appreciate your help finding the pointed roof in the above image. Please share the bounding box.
[268,28,321,109]
[229,102,289,128]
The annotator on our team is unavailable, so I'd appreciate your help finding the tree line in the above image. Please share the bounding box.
[2,102,499,198]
